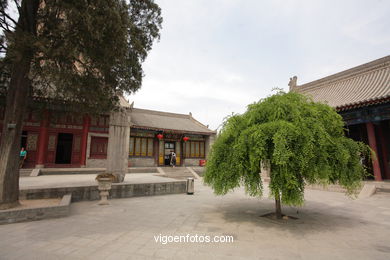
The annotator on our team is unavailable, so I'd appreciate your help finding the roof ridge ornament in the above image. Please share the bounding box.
[288,76,298,91]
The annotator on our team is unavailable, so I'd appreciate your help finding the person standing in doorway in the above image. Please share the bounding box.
[170,150,176,167]
[19,147,27,168]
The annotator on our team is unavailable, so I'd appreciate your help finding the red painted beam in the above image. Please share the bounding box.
[36,112,49,167]
[80,115,90,167]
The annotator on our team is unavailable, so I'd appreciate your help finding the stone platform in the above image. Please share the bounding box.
[1,174,187,225]
[0,194,72,225]
[19,174,187,202]
[20,167,160,177]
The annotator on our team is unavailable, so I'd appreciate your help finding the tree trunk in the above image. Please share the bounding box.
[275,193,282,219]
[0,60,31,209]
[0,0,39,210]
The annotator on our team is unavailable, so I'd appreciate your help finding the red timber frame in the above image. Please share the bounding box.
[38,112,86,168]
[1,110,93,168]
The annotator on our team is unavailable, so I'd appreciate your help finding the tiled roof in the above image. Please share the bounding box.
[119,95,132,108]
[291,56,390,110]
[130,108,216,135]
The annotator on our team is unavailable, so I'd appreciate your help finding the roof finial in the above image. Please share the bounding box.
[189,112,192,117]
[288,76,298,91]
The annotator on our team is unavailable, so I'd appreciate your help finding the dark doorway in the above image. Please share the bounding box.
[55,133,73,164]
[164,141,175,166]
[21,131,27,149]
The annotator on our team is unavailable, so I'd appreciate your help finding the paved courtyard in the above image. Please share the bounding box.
[0,178,389,260]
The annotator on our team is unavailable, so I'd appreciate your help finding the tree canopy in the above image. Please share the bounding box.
[0,0,162,209]
[204,91,370,215]
[0,0,162,112]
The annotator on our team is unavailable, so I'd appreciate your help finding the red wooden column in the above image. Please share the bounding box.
[80,115,90,167]
[366,122,382,181]
[36,112,49,168]
[378,124,390,180]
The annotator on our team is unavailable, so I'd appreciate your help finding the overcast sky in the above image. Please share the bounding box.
[128,0,390,130]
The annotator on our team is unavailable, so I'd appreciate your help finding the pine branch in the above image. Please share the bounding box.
[12,0,21,13]
[0,42,7,51]
[0,6,18,27]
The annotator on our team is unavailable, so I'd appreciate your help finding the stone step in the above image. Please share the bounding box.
[162,167,191,172]
[128,167,158,173]
[159,167,195,180]
[376,187,390,193]
[19,169,33,177]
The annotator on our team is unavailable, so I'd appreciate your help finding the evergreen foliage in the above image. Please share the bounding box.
[0,0,162,209]
[204,91,370,208]
[0,0,162,113]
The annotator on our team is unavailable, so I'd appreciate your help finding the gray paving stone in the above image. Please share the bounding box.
[0,179,390,259]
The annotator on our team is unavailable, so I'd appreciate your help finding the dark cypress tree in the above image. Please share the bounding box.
[0,0,162,209]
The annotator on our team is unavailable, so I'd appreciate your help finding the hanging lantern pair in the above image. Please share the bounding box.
[183,136,190,142]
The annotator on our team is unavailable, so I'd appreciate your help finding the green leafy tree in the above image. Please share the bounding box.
[0,0,162,209]
[204,92,370,219]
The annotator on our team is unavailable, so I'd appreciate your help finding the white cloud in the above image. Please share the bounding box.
[130,0,390,130]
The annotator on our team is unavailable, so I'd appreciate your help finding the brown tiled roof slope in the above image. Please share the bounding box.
[130,108,216,135]
[291,55,390,111]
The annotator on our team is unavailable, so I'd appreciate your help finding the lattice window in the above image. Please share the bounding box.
[90,137,108,158]
[129,137,154,157]
[185,141,205,158]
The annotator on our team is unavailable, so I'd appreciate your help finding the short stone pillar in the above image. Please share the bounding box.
[97,178,112,205]
[106,109,131,183]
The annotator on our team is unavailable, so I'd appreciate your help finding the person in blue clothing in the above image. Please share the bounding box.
[19,147,27,169]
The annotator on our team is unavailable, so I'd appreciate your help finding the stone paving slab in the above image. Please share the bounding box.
[0,180,389,259]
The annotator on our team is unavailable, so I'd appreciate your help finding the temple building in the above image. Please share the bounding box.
[290,55,390,181]
[0,97,216,168]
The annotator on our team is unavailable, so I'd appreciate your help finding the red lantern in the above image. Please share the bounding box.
[183,136,189,142]
[157,133,163,140]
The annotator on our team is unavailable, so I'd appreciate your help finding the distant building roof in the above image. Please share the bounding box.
[118,95,132,108]
[291,56,390,111]
[130,108,216,135]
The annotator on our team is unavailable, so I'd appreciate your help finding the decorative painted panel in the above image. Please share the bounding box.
[26,134,38,151]
[48,135,56,151]
[163,133,181,141]
[130,130,155,138]
[186,134,205,141]
[73,135,81,152]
